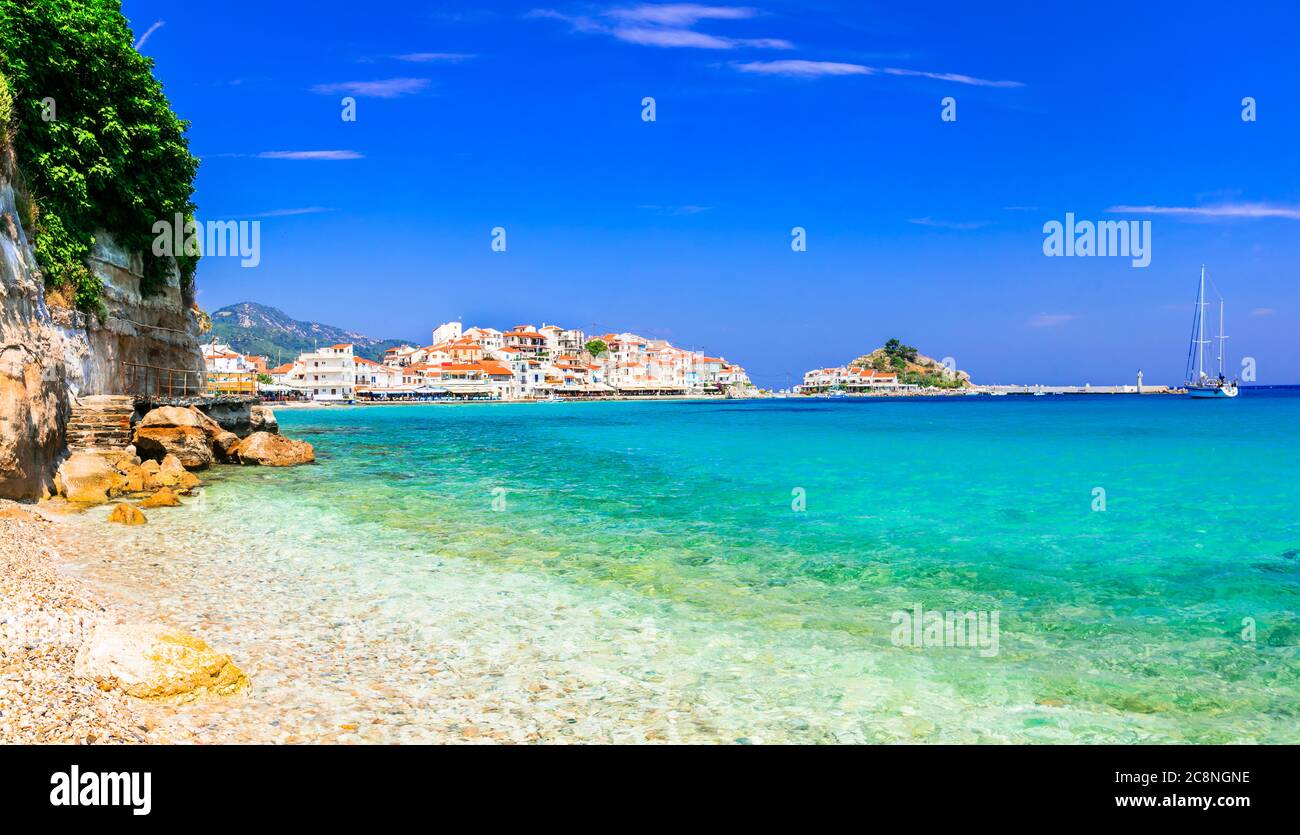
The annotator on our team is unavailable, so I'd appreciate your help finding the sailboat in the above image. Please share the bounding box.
[1184,265,1238,399]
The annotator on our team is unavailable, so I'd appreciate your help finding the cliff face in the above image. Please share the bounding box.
[0,176,67,498]
[0,166,203,498]
[51,236,205,398]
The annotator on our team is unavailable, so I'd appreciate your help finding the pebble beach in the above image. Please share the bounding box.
[0,504,185,744]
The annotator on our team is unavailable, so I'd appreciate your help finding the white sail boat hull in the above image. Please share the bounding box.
[1184,266,1238,400]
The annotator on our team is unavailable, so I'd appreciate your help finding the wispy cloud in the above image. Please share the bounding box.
[735,59,1022,86]
[257,150,364,161]
[1251,307,1277,316]
[1029,313,1078,328]
[1106,202,1300,220]
[734,59,870,77]
[310,78,431,98]
[881,67,1023,88]
[133,20,164,50]
[607,4,758,25]
[908,217,990,230]
[639,204,713,215]
[530,6,790,50]
[395,52,475,63]
[250,207,335,218]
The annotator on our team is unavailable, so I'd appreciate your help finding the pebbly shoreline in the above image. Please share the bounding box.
[0,504,192,743]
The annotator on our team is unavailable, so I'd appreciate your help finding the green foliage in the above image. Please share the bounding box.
[585,338,608,357]
[0,71,12,138]
[901,370,962,389]
[882,338,919,363]
[0,0,199,312]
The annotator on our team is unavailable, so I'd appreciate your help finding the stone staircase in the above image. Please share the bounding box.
[66,395,136,453]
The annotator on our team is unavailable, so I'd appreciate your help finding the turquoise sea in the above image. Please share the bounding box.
[72,393,1300,742]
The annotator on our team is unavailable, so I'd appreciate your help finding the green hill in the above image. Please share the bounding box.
[209,302,413,364]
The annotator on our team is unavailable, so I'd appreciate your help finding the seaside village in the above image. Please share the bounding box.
[203,321,753,402]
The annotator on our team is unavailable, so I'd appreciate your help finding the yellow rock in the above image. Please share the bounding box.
[56,451,119,504]
[137,488,181,508]
[74,622,250,703]
[0,506,38,521]
[119,464,147,493]
[107,503,147,525]
[231,432,315,467]
[178,470,201,491]
[155,453,188,488]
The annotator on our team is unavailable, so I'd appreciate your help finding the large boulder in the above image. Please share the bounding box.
[231,432,314,466]
[74,622,250,703]
[249,405,279,435]
[188,406,241,462]
[55,451,124,504]
[137,487,181,508]
[106,502,147,525]
[132,406,212,470]
[154,453,201,490]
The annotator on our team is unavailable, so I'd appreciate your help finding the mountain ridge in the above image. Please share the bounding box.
[208,302,412,364]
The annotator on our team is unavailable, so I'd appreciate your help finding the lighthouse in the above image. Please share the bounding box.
[1137,369,1144,394]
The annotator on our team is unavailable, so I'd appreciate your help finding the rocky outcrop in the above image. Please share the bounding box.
[54,449,200,505]
[74,622,250,703]
[0,157,203,499]
[249,404,278,434]
[56,451,125,504]
[132,405,212,469]
[106,503,147,525]
[851,344,973,387]
[188,405,241,461]
[137,487,180,508]
[0,175,70,498]
[231,431,314,466]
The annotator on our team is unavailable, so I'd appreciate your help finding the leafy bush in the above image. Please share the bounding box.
[0,71,11,139]
[0,0,199,312]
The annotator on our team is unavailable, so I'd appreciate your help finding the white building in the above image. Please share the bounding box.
[431,320,463,345]
[296,343,357,401]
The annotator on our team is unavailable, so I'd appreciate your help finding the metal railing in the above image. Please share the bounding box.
[206,371,258,395]
[121,362,205,397]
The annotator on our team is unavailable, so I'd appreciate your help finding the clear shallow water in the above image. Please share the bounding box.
[64,394,1300,742]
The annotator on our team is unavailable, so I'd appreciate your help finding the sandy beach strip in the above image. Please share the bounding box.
[0,502,183,744]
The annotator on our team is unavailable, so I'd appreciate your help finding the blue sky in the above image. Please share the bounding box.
[125,0,1299,386]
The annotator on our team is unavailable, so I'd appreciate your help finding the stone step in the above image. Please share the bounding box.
[66,396,137,454]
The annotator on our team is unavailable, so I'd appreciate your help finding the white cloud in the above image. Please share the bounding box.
[1251,307,1277,316]
[1029,313,1078,328]
[133,20,164,50]
[734,59,871,77]
[257,151,364,161]
[531,6,789,50]
[395,53,475,63]
[311,78,431,98]
[606,4,758,25]
[908,217,989,230]
[1106,202,1300,220]
[250,207,335,218]
[734,60,1022,86]
[639,204,713,215]
[881,67,1023,88]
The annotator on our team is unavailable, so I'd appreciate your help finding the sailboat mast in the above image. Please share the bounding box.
[1217,298,1226,377]
[1197,265,1207,380]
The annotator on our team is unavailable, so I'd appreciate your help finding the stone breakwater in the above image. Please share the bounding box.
[0,506,246,742]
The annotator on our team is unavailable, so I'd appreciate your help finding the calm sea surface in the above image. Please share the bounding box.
[66,393,1300,742]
